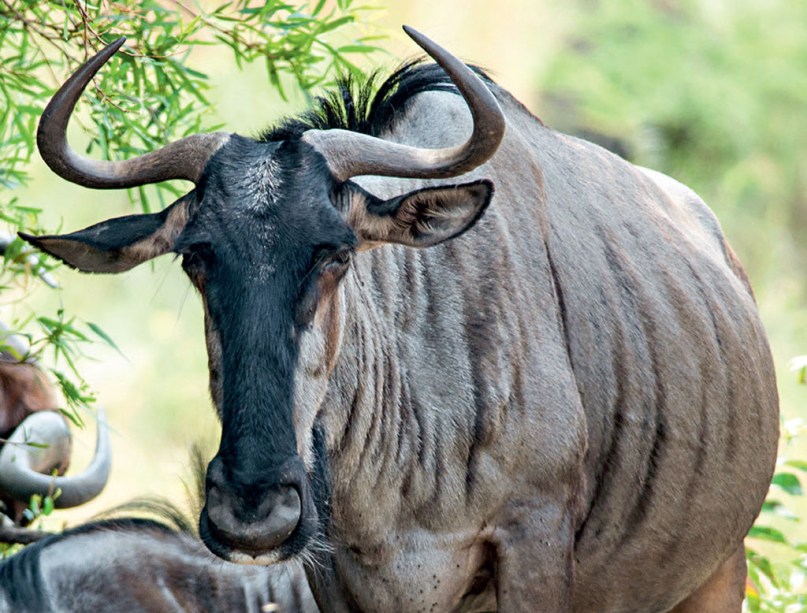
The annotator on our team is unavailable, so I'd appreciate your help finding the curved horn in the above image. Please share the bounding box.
[302,26,506,182]
[37,37,228,189]
[0,409,111,508]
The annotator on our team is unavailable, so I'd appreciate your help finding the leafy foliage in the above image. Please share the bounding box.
[745,419,807,612]
[539,0,807,294]
[794,357,807,386]
[0,0,376,521]
[0,492,57,558]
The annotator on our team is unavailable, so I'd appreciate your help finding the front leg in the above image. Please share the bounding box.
[492,499,577,612]
[667,545,747,613]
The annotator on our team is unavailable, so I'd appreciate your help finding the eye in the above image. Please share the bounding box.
[324,249,352,272]
[181,243,215,272]
[309,245,353,282]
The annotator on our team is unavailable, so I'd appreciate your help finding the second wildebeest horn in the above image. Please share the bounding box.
[0,321,33,362]
[302,25,506,181]
[0,409,111,507]
[37,37,228,189]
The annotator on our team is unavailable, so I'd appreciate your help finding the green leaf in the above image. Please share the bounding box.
[761,499,799,521]
[747,548,781,588]
[748,525,788,545]
[785,460,807,473]
[28,494,41,516]
[58,407,85,429]
[791,356,807,384]
[771,472,803,496]
[337,44,381,54]
[87,322,123,356]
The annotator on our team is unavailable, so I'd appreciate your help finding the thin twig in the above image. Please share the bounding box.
[0,525,52,545]
[73,0,106,57]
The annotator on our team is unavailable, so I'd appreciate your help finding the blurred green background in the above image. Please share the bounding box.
[2,0,805,602]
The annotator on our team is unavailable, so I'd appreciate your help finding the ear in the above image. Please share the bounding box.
[357,180,493,248]
[19,199,190,273]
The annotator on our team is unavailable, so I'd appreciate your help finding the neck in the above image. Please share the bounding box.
[322,264,411,488]
[319,248,481,537]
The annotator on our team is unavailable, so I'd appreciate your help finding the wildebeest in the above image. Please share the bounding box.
[0,334,110,527]
[0,445,317,612]
[22,26,778,612]
[0,517,316,612]
[0,444,316,613]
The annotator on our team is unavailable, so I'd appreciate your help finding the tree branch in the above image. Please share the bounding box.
[0,525,52,545]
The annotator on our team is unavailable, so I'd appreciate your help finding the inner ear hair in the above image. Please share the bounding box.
[360,179,494,249]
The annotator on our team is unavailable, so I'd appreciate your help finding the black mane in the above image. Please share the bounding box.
[260,60,490,142]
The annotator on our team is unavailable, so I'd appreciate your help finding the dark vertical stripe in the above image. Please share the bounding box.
[0,539,47,612]
[464,384,485,501]
[683,260,736,463]
[625,414,666,528]
[545,243,572,355]
[460,234,508,503]
[599,236,665,537]
[291,575,306,611]
[334,319,363,455]
[575,401,625,543]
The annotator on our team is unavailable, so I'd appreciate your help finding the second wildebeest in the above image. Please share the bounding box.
[0,330,110,526]
[22,26,777,612]
[0,517,316,613]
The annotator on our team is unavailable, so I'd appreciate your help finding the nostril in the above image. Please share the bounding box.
[206,484,302,553]
[259,486,302,537]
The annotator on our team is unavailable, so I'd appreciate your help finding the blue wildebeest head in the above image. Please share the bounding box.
[21,28,505,564]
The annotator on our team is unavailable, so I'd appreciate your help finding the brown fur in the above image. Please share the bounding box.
[0,358,58,440]
[0,356,62,523]
[669,546,747,613]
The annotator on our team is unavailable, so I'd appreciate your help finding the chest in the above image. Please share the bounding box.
[332,528,494,613]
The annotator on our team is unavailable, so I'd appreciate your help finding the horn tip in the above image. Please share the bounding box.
[402,26,446,62]
[402,25,423,42]
[17,231,38,246]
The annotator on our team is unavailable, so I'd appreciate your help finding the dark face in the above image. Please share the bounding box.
[25,132,493,563]
[174,136,357,562]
